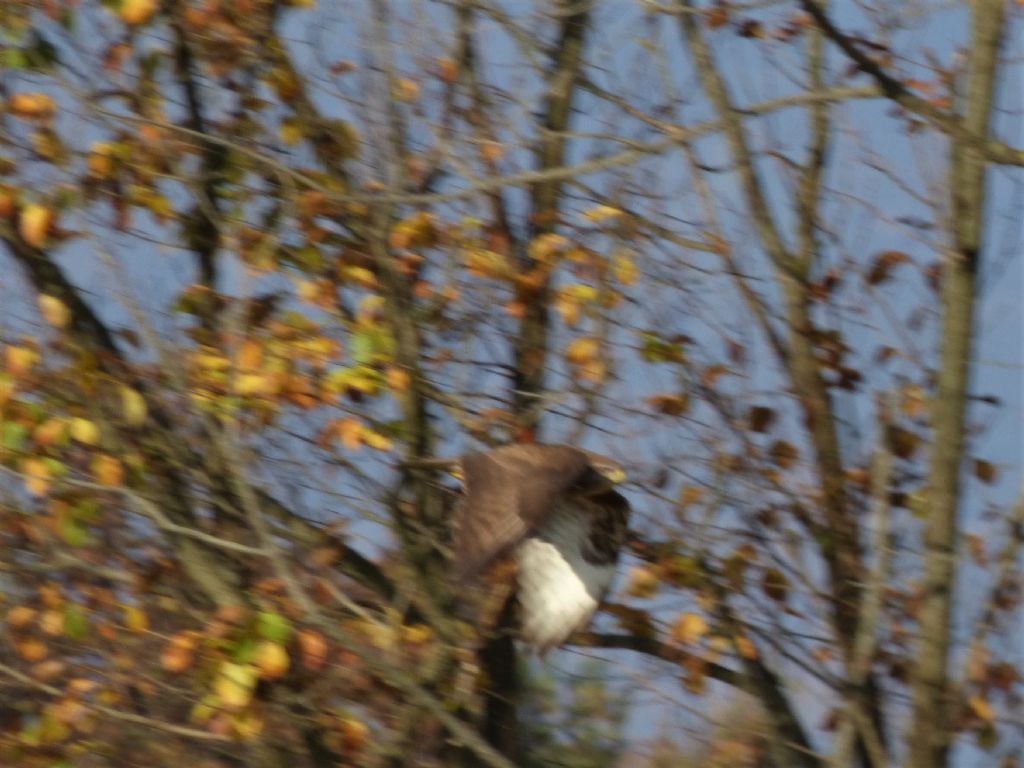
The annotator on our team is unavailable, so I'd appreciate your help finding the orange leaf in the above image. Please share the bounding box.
[297,629,328,671]
[6,605,37,628]
[253,641,290,680]
[118,0,158,24]
[91,454,125,486]
[20,457,51,497]
[336,417,364,451]
[16,637,48,662]
[8,93,56,119]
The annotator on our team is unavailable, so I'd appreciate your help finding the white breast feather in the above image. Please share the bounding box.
[514,505,615,652]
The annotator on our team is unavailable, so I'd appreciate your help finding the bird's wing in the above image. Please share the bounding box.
[451,444,593,581]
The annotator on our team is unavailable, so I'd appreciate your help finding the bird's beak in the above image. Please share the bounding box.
[603,467,627,485]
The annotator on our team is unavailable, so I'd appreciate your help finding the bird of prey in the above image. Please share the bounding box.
[422,443,631,652]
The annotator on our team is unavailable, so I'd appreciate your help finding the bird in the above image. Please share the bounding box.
[419,443,631,653]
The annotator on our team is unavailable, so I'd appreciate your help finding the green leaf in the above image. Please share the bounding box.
[255,611,292,644]
[63,603,89,639]
[2,421,27,451]
[59,514,89,547]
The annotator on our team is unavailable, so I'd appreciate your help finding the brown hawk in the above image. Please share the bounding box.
[431,443,631,652]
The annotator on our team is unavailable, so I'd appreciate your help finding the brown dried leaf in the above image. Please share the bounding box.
[866,250,910,285]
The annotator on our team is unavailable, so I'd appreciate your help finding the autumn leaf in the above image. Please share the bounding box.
[256,610,293,644]
[363,430,394,452]
[20,457,51,497]
[393,78,420,102]
[297,629,328,671]
[18,203,54,247]
[612,251,639,285]
[624,565,659,599]
[748,406,776,433]
[162,632,197,673]
[967,694,994,723]
[5,344,38,376]
[38,295,70,328]
[670,612,708,645]
[645,393,690,416]
[581,204,623,223]
[34,418,67,447]
[253,640,290,680]
[91,454,125,486]
[16,637,48,662]
[6,605,37,628]
[119,385,147,425]
[336,417,364,451]
[866,250,910,285]
[118,0,158,24]
[123,605,149,633]
[8,93,56,119]
[769,440,799,469]
[213,662,258,710]
[338,717,371,753]
[69,417,101,445]
[973,459,998,484]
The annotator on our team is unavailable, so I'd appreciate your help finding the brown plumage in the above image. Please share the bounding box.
[442,443,631,651]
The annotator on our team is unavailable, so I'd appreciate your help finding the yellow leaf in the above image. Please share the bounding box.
[554,294,581,326]
[123,605,149,633]
[213,662,258,710]
[235,373,275,397]
[613,251,639,285]
[231,710,265,741]
[565,336,599,366]
[119,386,147,426]
[87,143,116,180]
[581,204,623,223]
[20,457,51,497]
[363,430,393,452]
[118,0,158,24]
[91,454,124,486]
[18,204,54,248]
[670,612,708,645]
[69,418,101,446]
[339,265,379,289]
[4,345,38,376]
[463,248,512,279]
[968,694,994,723]
[279,118,304,146]
[8,92,56,119]
[37,295,70,328]
[253,640,290,680]
[40,609,64,636]
[624,565,659,599]
[528,233,569,263]
[393,78,420,102]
